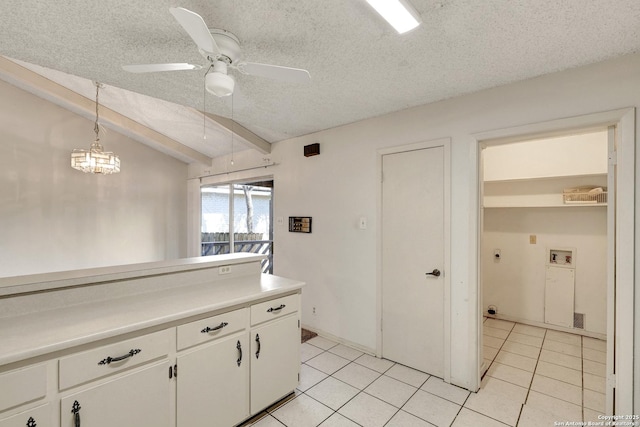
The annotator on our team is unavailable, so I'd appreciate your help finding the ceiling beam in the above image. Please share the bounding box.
[204,112,271,154]
[0,56,212,165]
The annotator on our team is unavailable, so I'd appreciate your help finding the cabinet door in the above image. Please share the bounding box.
[0,403,50,427]
[60,361,171,427]
[177,334,249,427]
[250,315,299,413]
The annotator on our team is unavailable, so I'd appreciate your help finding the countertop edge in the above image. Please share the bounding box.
[0,276,304,368]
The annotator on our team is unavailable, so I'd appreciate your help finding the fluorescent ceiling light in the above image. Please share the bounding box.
[366,0,421,34]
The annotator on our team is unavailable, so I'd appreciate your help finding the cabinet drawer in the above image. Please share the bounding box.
[0,403,50,427]
[251,294,299,326]
[177,308,248,351]
[0,364,46,412]
[59,329,172,390]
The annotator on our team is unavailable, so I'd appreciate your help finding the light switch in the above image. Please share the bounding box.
[359,217,367,229]
[276,216,284,226]
[530,235,537,244]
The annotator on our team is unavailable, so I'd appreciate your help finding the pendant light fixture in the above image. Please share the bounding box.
[71,82,120,174]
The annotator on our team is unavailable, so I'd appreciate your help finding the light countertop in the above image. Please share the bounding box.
[0,269,303,367]
[0,253,267,297]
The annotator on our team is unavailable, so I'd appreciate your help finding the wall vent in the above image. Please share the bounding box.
[573,312,585,329]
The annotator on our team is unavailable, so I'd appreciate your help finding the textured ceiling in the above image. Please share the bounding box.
[1,1,640,160]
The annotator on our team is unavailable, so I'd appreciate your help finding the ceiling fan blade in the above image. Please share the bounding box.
[169,7,220,55]
[122,63,202,73]
[239,62,311,84]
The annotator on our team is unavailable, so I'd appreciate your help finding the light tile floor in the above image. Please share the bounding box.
[241,319,607,426]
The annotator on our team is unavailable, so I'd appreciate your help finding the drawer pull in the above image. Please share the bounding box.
[26,417,37,427]
[201,322,228,334]
[71,400,81,427]
[267,304,286,313]
[255,334,261,359]
[98,348,142,365]
[236,340,242,367]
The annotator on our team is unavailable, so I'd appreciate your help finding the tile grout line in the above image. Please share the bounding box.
[516,327,547,426]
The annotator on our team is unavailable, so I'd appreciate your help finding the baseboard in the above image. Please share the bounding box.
[485,314,606,341]
[300,324,376,356]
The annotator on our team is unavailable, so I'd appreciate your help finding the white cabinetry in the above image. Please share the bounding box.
[177,295,301,424]
[0,404,50,427]
[0,364,49,427]
[60,361,171,427]
[58,329,173,427]
[177,308,250,427]
[250,294,300,413]
[0,255,303,427]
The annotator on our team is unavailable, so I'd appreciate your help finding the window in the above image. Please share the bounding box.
[201,180,273,273]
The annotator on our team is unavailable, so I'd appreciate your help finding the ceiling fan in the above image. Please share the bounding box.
[122,7,311,97]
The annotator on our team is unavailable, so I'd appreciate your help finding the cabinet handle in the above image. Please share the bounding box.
[26,417,37,427]
[201,322,228,334]
[267,304,286,313]
[98,348,142,365]
[236,340,242,367]
[71,400,81,427]
[255,334,261,359]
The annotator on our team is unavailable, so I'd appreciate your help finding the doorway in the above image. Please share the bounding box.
[475,108,635,415]
[379,138,451,379]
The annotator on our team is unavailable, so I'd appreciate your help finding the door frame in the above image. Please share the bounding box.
[473,108,635,413]
[376,137,451,382]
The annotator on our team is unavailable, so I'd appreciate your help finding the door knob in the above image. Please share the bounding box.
[425,269,441,277]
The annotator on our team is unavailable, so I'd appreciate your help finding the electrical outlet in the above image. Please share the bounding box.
[312,306,316,315]
[218,265,231,275]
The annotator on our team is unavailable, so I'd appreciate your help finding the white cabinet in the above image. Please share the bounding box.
[177,295,301,424]
[60,361,171,427]
[250,294,300,414]
[58,329,173,427]
[0,364,49,427]
[0,404,50,427]
[177,309,250,427]
[250,315,299,413]
[0,292,301,427]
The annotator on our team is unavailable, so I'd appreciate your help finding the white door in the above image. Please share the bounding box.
[382,146,445,376]
[60,361,171,427]
[177,334,250,427]
[250,315,299,414]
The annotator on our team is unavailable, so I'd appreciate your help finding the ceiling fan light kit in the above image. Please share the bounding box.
[122,7,310,97]
[366,0,421,34]
[206,70,234,97]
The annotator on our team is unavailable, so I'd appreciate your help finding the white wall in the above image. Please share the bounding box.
[268,52,640,391]
[483,131,608,181]
[483,207,607,334]
[0,80,188,277]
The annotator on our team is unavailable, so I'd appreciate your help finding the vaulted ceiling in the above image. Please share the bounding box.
[1,1,639,163]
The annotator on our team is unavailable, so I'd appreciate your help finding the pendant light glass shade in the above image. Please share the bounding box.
[71,82,120,174]
[71,141,120,174]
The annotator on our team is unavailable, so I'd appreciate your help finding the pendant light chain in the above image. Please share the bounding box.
[230,93,234,166]
[203,65,212,140]
[94,83,101,141]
